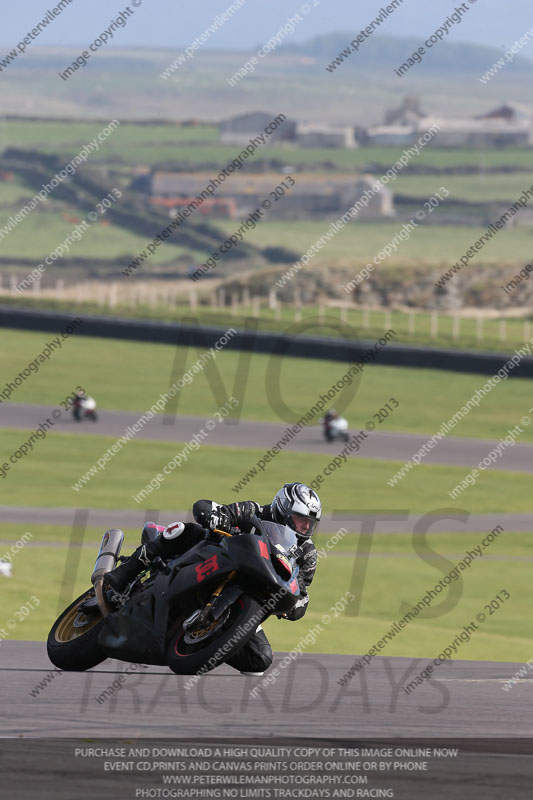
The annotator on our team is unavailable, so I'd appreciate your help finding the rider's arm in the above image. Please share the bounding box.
[298,539,318,586]
[281,541,318,621]
[193,499,266,532]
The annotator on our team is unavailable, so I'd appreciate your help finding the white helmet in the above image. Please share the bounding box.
[271,483,321,539]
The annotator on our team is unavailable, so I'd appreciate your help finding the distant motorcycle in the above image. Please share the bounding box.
[73,395,98,423]
[324,415,349,443]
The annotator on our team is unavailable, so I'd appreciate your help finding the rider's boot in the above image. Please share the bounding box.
[103,539,165,593]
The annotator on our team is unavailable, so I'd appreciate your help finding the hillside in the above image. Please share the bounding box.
[0,41,530,123]
[286,34,533,74]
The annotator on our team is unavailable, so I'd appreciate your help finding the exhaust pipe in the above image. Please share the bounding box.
[91,529,124,617]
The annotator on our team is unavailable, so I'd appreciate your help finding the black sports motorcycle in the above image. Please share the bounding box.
[47,516,302,675]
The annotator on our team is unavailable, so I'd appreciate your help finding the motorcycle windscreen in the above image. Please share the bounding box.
[253,521,298,552]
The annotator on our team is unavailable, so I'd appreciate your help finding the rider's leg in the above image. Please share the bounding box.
[104,521,205,592]
[225,627,273,676]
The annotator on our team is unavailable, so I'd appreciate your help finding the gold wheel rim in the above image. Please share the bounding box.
[55,593,102,643]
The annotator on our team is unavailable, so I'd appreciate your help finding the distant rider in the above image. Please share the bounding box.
[323,409,338,442]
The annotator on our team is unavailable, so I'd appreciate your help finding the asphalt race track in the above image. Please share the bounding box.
[1,641,532,739]
[3,402,533,472]
[2,643,533,798]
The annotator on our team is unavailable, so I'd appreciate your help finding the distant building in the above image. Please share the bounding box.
[363,125,417,147]
[364,98,532,147]
[219,111,296,145]
[383,96,426,126]
[479,103,530,124]
[297,124,357,149]
[417,115,531,147]
[220,113,359,149]
[141,171,394,220]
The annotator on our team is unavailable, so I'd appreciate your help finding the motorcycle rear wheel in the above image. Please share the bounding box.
[47,588,107,671]
[167,594,262,675]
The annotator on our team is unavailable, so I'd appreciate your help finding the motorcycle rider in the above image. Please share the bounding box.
[323,408,338,442]
[73,389,91,420]
[104,483,321,675]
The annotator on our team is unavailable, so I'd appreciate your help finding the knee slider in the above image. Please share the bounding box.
[163,521,186,540]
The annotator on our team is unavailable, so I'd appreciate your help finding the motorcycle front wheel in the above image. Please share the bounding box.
[166,595,262,675]
[47,588,107,671]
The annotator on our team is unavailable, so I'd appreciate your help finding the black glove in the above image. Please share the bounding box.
[208,509,232,533]
[282,593,309,621]
[223,501,259,532]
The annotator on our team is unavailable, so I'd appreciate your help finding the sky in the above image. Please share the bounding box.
[1,0,532,54]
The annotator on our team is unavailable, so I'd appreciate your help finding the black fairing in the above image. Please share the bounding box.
[98,521,301,663]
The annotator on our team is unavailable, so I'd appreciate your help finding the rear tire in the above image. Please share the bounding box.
[167,595,263,675]
[47,588,107,671]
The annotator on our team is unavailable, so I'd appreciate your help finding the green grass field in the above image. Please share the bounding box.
[1,523,529,662]
[3,328,533,440]
[3,208,532,271]
[211,219,533,268]
[394,173,533,203]
[0,209,205,265]
[4,117,533,172]
[2,427,532,513]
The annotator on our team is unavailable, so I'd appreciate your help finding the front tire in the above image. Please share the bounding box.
[167,595,263,675]
[47,588,107,671]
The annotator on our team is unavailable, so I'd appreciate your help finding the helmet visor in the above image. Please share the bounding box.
[290,512,319,538]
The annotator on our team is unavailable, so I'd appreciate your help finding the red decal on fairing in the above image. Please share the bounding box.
[258,540,269,560]
[289,579,298,594]
[195,554,219,582]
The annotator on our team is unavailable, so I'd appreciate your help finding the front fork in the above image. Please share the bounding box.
[184,571,237,631]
